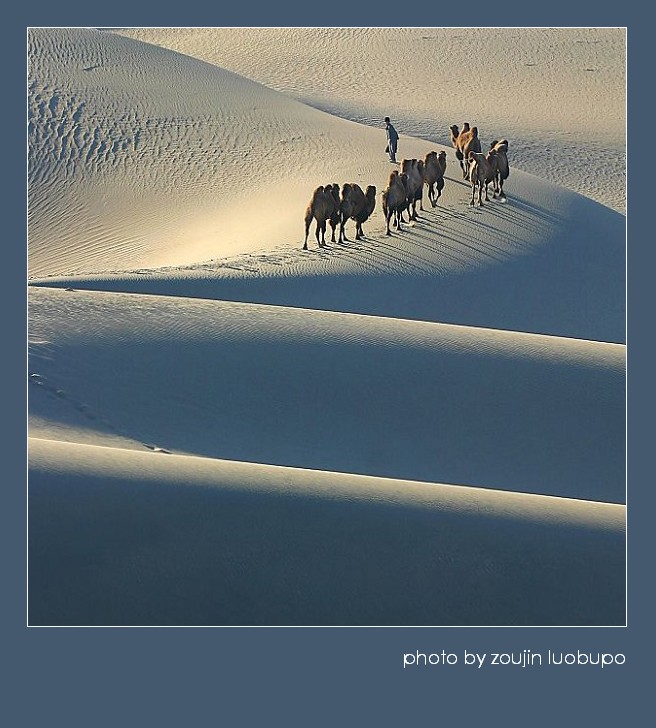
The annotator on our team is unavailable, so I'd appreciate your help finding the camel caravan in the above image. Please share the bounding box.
[303,124,509,248]
[303,182,377,250]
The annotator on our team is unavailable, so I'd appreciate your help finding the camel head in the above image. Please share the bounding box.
[462,122,471,131]
[471,127,478,137]
[438,151,447,161]
[449,124,459,138]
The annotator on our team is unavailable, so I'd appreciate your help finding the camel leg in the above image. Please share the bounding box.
[470,183,476,207]
[340,214,349,243]
[303,216,312,250]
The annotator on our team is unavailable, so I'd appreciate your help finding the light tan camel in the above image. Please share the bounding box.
[488,140,510,199]
[467,151,494,207]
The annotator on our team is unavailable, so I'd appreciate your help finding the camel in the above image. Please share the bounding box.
[467,151,495,207]
[459,126,482,178]
[303,185,337,249]
[449,124,465,175]
[414,159,425,213]
[325,183,342,241]
[451,123,482,178]
[338,183,368,242]
[401,158,424,220]
[351,185,377,239]
[423,150,447,207]
[488,140,510,199]
[382,171,409,235]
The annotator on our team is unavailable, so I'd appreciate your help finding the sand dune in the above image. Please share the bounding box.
[29,286,625,502]
[29,438,625,626]
[115,27,627,214]
[31,181,625,342]
[28,29,625,343]
[27,27,626,625]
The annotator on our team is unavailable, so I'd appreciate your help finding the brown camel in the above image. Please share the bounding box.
[450,123,482,178]
[401,159,424,220]
[325,183,342,241]
[459,126,482,178]
[382,170,409,235]
[303,186,337,249]
[449,124,465,175]
[339,183,368,242]
[423,150,447,207]
[352,185,377,239]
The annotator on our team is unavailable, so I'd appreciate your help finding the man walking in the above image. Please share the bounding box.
[385,117,399,163]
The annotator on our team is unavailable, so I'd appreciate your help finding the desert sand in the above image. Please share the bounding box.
[28,27,626,626]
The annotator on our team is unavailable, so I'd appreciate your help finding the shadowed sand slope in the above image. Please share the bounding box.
[32,186,625,343]
[29,287,625,503]
[29,438,626,626]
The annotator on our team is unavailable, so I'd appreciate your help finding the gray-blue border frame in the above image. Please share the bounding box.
[10,6,647,724]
